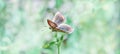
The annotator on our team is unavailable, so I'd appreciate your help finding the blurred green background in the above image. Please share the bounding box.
[0,0,120,54]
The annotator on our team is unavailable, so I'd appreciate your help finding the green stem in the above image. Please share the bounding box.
[55,32,60,54]
[57,44,60,54]
[54,32,65,54]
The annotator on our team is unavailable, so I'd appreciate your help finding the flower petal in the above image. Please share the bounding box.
[47,19,57,28]
[57,24,74,34]
[52,12,65,25]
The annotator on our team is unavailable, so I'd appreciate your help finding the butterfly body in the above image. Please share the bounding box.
[47,12,73,34]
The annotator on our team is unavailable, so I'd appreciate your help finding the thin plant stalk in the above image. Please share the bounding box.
[55,32,62,54]
[55,32,60,54]
[57,44,60,54]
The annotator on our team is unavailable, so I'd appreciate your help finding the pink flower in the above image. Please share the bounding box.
[47,12,74,34]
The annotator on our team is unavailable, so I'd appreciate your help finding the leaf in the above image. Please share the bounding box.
[42,41,56,49]
[49,41,56,45]
[57,35,64,46]
[42,43,50,49]
[60,35,64,41]
[57,38,59,43]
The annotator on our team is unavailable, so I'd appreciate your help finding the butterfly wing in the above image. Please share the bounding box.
[52,12,65,25]
[56,24,74,34]
[47,19,57,29]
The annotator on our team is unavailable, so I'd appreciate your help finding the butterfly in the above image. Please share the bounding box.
[47,12,74,34]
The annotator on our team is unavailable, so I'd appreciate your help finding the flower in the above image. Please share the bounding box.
[47,12,74,34]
